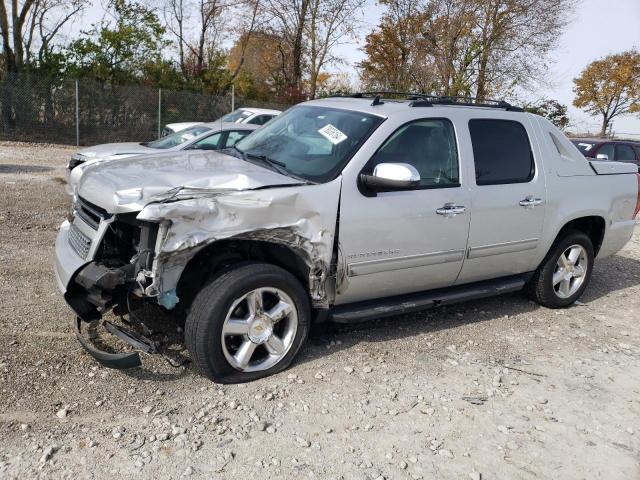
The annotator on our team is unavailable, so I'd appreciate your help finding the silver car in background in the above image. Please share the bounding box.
[65,122,259,194]
[161,108,282,136]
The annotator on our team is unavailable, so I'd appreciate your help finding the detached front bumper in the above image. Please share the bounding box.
[55,219,159,369]
[74,318,143,368]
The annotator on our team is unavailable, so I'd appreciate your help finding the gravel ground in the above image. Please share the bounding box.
[1,141,639,479]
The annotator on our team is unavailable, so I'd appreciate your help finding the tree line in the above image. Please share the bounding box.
[0,0,638,136]
[0,0,366,101]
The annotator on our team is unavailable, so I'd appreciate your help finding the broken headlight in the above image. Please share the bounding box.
[67,193,79,223]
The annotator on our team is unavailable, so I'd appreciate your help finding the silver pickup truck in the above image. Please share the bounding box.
[54,94,640,383]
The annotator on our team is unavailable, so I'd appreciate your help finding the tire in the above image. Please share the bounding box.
[525,230,594,308]
[185,262,310,383]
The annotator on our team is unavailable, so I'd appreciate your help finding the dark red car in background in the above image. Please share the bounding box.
[570,138,640,171]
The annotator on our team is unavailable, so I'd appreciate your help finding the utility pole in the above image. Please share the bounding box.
[75,80,80,147]
[158,88,162,139]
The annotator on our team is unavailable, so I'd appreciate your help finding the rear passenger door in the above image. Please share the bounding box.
[456,117,547,284]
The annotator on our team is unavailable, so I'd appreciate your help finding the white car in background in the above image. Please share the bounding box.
[66,122,259,194]
[161,122,203,136]
[161,108,282,136]
[218,107,282,126]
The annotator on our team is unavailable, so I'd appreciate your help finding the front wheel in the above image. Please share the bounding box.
[185,263,310,383]
[525,230,594,308]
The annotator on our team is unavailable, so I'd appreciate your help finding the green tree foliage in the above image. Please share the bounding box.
[66,0,167,84]
[524,99,570,130]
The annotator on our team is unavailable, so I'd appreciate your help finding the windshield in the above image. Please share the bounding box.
[221,109,253,123]
[146,125,212,149]
[571,140,596,155]
[234,106,384,182]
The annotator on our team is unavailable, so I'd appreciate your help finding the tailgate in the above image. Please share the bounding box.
[589,160,639,175]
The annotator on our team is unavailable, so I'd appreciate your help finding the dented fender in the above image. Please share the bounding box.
[136,179,343,308]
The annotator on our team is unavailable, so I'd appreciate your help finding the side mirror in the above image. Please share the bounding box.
[360,163,421,191]
[596,153,609,160]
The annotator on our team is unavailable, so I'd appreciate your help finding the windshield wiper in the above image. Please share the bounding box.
[245,152,287,170]
[247,153,309,181]
[225,146,314,184]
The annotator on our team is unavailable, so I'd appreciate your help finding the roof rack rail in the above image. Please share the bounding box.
[330,92,524,112]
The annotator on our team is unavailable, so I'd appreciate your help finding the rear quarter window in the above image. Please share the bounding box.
[469,119,534,185]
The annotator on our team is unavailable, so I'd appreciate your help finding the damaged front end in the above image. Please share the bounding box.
[62,201,167,368]
[58,177,342,370]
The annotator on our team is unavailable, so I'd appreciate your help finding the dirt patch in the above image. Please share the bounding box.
[0,142,639,479]
[0,164,53,174]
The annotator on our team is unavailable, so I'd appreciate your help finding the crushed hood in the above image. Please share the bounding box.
[77,142,156,159]
[77,150,302,213]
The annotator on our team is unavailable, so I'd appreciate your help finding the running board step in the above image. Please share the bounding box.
[329,275,528,324]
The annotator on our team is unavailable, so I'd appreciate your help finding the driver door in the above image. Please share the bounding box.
[336,118,471,305]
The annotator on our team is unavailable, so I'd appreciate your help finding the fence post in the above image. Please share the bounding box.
[231,84,235,111]
[158,88,162,139]
[75,80,79,147]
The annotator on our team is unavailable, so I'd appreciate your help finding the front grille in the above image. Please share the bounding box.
[68,223,92,259]
[75,197,110,230]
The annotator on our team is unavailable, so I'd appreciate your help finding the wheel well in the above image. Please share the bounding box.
[175,239,310,312]
[555,216,605,257]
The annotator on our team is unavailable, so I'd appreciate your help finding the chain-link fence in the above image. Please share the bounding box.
[0,73,290,146]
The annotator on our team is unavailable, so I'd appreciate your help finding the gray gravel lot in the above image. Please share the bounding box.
[1,141,639,479]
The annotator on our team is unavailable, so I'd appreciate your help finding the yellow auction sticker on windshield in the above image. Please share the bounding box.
[318,124,348,145]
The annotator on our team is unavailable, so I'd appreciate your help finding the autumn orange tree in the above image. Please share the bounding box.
[573,50,640,137]
[360,0,576,99]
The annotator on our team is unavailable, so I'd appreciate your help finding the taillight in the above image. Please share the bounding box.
[635,173,640,219]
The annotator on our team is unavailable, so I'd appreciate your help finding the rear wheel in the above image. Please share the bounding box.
[525,230,594,308]
[185,263,310,383]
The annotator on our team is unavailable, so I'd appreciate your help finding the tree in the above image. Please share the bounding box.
[263,0,310,100]
[227,31,286,99]
[66,0,166,84]
[0,1,86,129]
[306,0,365,98]
[524,98,569,129]
[359,0,431,92]
[573,50,640,137]
[360,0,577,98]
[314,71,354,97]
[0,0,86,75]
[162,0,228,77]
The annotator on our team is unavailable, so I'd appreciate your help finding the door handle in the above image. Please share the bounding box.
[436,203,466,217]
[519,196,543,208]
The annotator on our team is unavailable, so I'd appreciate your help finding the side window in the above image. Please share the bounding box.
[225,130,250,148]
[248,115,269,125]
[469,119,534,185]
[616,144,636,161]
[191,132,222,151]
[367,119,459,188]
[595,143,614,160]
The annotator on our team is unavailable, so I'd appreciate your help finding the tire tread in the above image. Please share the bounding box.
[525,229,594,309]
[185,262,310,383]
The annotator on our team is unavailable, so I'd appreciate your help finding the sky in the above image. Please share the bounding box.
[74,0,640,138]
[338,0,640,138]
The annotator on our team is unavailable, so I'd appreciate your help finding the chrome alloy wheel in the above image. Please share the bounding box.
[553,244,588,299]
[221,287,298,372]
